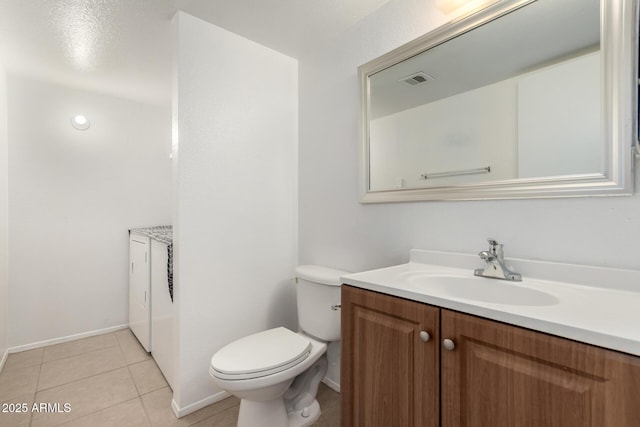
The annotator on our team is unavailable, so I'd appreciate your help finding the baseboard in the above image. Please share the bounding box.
[171,390,231,418]
[0,348,8,373]
[8,324,129,353]
[322,377,341,393]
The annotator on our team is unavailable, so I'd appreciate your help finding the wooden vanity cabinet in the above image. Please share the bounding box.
[341,285,440,427]
[342,285,640,427]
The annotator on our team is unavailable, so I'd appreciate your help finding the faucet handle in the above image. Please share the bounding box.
[486,238,506,260]
[487,238,498,254]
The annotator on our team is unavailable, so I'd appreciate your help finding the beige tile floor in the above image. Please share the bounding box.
[0,329,340,427]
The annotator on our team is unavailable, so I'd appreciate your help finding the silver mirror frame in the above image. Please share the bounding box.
[359,0,637,203]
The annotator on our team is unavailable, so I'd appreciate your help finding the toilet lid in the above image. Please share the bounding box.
[210,327,311,380]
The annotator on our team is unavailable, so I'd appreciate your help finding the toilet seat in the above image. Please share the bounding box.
[210,327,311,380]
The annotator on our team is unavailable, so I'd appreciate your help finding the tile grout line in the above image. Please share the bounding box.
[185,400,242,427]
[27,390,36,427]
[35,348,129,394]
[121,343,145,397]
[137,389,155,426]
[117,328,156,426]
[16,330,162,427]
[4,331,143,427]
[33,366,142,427]
[41,342,120,366]
[59,396,144,427]
[30,367,133,427]
[35,365,128,393]
[41,334,120,365]
[29,358,44,427]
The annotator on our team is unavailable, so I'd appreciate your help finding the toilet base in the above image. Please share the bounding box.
[237,398,320,427]
[287,399,320,427]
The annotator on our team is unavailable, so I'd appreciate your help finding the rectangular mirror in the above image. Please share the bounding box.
[359,0,638,202]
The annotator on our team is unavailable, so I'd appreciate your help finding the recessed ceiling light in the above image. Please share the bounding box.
[71,115,90,130]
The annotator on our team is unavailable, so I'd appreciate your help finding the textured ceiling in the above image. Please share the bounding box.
[0,0,393,106]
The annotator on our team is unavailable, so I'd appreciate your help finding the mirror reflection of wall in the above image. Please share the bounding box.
[370,76,518,190]
[517,52,601,179]
[370,51,601,190]
[367,0,602,192]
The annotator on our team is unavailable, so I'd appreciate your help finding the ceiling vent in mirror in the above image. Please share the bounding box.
[399,72,435,86]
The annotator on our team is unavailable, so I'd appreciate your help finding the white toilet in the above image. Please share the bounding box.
[209,265,347,427]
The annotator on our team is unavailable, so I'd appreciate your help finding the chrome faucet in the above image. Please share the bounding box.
[474,238,522,281]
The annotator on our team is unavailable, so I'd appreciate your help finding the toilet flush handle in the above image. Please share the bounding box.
[331,304,341,311]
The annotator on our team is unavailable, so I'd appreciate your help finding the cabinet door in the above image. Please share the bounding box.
[441,309,640,427]
[341,286,439,427]
[129,235,150,351]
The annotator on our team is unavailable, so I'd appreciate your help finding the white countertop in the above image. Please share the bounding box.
[341,250,640,357]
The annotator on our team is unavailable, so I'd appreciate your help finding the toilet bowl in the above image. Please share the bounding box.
[210,328,327,426]
[209,265,347,427]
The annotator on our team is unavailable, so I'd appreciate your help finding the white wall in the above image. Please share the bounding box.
[299,0,640,281]
[0,65,8,363]
[7,75,171,347]
[172,12,298,413]
[301,0,640,388]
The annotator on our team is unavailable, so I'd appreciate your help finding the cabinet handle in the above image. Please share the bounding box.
[419,331,431,342]
[443,338,456,351]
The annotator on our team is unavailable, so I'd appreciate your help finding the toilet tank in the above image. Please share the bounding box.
[296,265,348,342]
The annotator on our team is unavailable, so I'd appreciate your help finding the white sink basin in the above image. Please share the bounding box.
[405,274,559,306]
[341,249,640,355]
